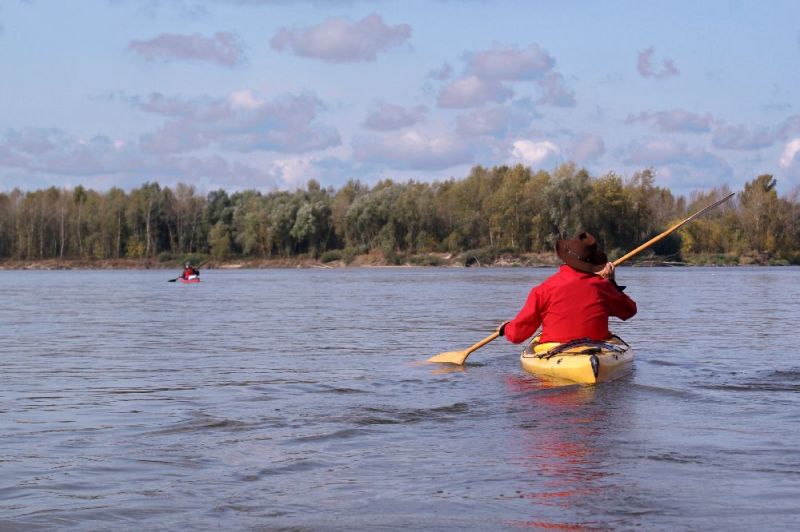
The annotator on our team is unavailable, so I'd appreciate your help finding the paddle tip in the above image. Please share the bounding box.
[426,351,468,365]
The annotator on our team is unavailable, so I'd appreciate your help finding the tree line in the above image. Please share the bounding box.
[1,164,798,265]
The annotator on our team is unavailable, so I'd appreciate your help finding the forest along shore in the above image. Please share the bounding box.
[0,253,555,270]
[0,250,793,270]
[3,169,799,270]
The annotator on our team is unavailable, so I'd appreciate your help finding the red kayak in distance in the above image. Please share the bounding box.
[179,276,200,284]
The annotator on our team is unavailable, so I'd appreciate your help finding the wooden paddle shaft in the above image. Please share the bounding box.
[467,332,500,354]
[612,192,734,267]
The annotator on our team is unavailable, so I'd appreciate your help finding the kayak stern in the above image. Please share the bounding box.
[520,336,634,385]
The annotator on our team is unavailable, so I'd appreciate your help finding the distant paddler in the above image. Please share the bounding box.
[169,261,200,283]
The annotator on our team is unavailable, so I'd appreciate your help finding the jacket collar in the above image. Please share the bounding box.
[559,264,594,278]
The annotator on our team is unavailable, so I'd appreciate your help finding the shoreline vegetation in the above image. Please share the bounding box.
[2,164,799,269]
[1,250,794,271]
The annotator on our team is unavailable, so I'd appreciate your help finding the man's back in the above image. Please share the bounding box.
[504,265,636,344]
[537,266,636,342]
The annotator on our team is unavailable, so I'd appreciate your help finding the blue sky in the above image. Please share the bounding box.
[1,0,800,197]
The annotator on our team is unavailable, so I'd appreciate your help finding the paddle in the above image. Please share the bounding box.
[427,332,501,364]
[427,192,735,365]
[610,192,734,267]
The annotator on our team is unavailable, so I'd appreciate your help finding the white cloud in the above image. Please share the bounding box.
[637,47,679,79]
[228,90,263,110]
[623,139,732,191]
[363,102,427,131]
[128,31,245,67]
[438,43,570,109]
[0,86,343,190]
[267,156,320,189]
[0,126,279,190]
[2,127,63,156]
[627,109,715,133]
[779,138,800,168]
[709,115,800,151]
[778,115,800,138]
[437,76,513,108]
[134,91,341,154]
[569,134,605,163]
[428,62,453,81]
[510,139,561,168]
[0,129,147,176]
[466,44,554,81]
[353,130,474,170]
[625,139,689,165]
[536,72,576,107]
[134,92,230,121]
[455,103,538,137]
[712,124,777,150]
[456,107,513,136]
[139,121,210,154]
[174,155,279,189]
[270,13,411,63]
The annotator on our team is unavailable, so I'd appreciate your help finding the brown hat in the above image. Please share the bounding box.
[556,231,608,273]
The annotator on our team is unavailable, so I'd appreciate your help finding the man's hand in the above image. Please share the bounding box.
[597,262,615,280]
[497,321,510,336]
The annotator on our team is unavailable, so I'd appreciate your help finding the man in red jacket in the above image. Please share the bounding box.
[499,232,636,344]
[180,261,200,280]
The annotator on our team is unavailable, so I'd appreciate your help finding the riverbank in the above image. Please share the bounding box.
[0,250,794,270]
[0,253,552,270]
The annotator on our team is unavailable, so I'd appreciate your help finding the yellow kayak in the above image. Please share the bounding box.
[520,335,633,385]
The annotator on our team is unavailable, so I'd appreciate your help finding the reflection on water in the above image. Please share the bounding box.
[502,376,622,529]
[1,267,799,529]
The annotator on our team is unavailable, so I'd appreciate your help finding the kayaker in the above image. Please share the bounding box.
[180,261,200,281]
[498,231,636,344]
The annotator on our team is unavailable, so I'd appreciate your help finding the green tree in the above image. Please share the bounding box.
[487,165,533,250]
[232,191,268,257]
[105,187,128,258]
[208,221,232,258]
[439,166,494,251]
[737,174,782,256]
[589,173,635,254]
[4,164,800,266]
[343,183,409,255]
[73,185,88,257]
[541,163,593,244]
[268,193,301,256]
[291,200,332,257]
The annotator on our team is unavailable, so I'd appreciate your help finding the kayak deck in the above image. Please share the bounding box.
[520,335,633,385]
[179,277,200,284]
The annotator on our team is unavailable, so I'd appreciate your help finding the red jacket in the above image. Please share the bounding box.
[504,265,637,344]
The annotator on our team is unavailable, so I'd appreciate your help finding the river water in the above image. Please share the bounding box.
[1,267,799,530]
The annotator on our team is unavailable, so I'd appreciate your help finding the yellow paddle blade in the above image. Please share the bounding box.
[427,350,470,365]
[426,332,501,365]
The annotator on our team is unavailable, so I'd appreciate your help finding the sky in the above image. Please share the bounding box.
[1,0,800,197]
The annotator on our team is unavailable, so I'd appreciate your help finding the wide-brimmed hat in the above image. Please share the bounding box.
[556,231,608,273]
